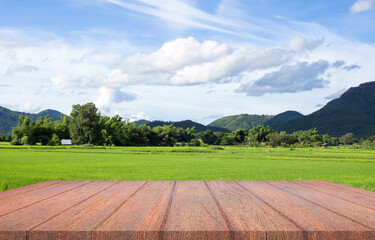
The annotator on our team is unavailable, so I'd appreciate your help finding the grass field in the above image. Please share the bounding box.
[1,143,375,192]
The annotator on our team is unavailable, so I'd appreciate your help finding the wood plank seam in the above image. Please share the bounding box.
[90,181,149,236]
[266,181,375,231]
[319,181,375,199]
[158,181,176,240]
[288,181,375,211]
[0,181,92,218]
[26,181,121,239]
[234,181,309,239]
[0,181,63,201]
[204,181,235,240]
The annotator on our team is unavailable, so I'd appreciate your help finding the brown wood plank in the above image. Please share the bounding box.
[29,181,147,240]
[0,181,61,201]
[162,181,230,240]
[0,181,116,240]
[206,181,303,240]
[319,181,375,198]
[269,181,375,230]
[291,181,375,210]
[237,181,375,239]
[0,181,86,217]
[94,181,174,240]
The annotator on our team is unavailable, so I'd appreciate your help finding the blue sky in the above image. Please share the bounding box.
[0,0,374,123]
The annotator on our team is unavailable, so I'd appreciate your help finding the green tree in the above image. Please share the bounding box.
[248,125,273,143]
[69,103,100,145]
[340,133,356,145]
[201,130,218,145]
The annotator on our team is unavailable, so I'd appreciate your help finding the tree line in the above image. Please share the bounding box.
[6,102,374,147]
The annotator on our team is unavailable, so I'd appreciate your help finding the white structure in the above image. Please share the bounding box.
[61,139,72,146]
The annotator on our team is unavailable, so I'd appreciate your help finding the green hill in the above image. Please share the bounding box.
[264,111,303,127]
[132,119,151,127]
[0,106,65,135]
[140,120,230,133]
[208,114,273,132]
[276,81,375,137]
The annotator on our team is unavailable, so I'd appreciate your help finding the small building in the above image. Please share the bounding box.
[61,139,72,146]
[321,143,328,148]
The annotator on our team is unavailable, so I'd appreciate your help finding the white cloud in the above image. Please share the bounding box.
[287,37,324,52]
[237,61,330,96]
[94,87,137,111]
[343,64,361,71]
[350,0,374,14]
[50,74,82,89]
[6,63,38,76]
[128,112,150,122]
[22,102,41,113]
[97,36,323,86]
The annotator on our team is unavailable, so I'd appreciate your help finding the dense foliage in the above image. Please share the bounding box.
[8,102,375,147]
[11,103,199,147]
[141,119,230,133]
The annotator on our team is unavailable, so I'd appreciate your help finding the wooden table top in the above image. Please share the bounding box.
[0,180,374,240]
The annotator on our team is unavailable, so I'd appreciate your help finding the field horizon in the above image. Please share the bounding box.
[1,143,374,193]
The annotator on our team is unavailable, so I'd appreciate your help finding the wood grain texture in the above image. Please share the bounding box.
[0,181,83,217]
[162,181,230,239]
[206,181,303,240]
[291,180,375,210]
[0,181,61,201]
[0,181,115,240]
[30,181,146,240]
[237,181,375,239]
[269,181,375,230]
[0,180,374,240]
[94,181,175,240]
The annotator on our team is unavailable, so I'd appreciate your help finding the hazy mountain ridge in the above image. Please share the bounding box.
[208,114,274,132]
[275,81,375,137]
[0,106,64,135]
[264,111,304,127]
[134,119,231,133]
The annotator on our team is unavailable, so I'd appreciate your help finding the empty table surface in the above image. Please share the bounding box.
[0,181,374,240]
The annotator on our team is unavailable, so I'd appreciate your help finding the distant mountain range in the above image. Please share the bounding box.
[264,111,304,127]
[0,106,64,135]
[133,119,231,133]
[275,81,375,137]
[208,114,273,132]
[1,81,375,137]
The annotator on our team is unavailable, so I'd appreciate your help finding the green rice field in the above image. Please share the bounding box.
[1,142,375,192]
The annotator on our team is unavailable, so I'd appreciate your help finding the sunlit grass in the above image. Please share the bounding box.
[0,145,374,192]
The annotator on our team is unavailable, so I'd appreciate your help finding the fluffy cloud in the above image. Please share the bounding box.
[5,63,38,76]
[288,37,324,52]
[343,64,361,71]
[350,0,374,14]
[97,36,323,86]
[237,61,330,96]
[94,87,137,111]
[332,60,346,68]
[50,74,83,89]
[22,102,41,113]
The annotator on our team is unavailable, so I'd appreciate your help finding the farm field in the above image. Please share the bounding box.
[0,143,375,192]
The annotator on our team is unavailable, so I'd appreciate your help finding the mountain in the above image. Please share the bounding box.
[137,119,230,133]
[264,111,303,127]
[0,106,65,135]
[133,119,151,127]
[208,114,273,132]
[276,81,375,137]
